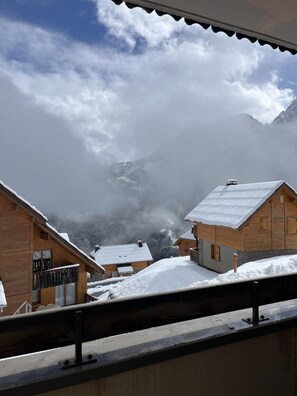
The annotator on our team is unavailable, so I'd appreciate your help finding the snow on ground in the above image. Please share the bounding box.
[90,254,297,301]
[191,254,297,287]
[106,256,217,299]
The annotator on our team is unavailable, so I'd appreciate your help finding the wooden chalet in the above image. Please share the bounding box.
[174,229,198,256]
[0,180,104,317]
[90,241,153,279]
[185,180,297,273]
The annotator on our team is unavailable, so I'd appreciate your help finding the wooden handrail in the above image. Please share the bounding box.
[1,272,297,359]
[32,265,79,290]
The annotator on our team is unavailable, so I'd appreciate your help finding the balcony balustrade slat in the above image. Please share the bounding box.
[32,266,79,290]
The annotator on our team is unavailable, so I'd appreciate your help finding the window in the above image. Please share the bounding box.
[260,216,269,230]
[55,283,76,306]
[287,217,297,235]
[32,289,40,303]
[32,250,52,272]
[211,244,220,262]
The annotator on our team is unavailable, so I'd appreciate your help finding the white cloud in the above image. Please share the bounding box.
[93,0,184,49]
[0,7,295,164]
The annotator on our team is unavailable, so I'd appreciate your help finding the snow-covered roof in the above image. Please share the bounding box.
[117,265,134,274]
[60,232,70,242]
[90,243,153,265]
[45,223,105,274]
[185,180,293,229]
[0,281,7,308]
[0,180,47,222]
[178,229,196,241]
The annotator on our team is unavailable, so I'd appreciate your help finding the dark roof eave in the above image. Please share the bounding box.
[112,0,297,55]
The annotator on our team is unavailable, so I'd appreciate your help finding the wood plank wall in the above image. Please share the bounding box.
[0,193,32,316]
[33,225,88,305]
[178,240,197,256]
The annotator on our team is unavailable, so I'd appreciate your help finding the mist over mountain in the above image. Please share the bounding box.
[49,100,297,259]
[272,99,297,125]
[1,79,297,259]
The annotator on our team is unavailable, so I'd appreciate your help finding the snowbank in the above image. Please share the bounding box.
[191,254,297,287]
[100,254,297,300]
[108,256,217,299]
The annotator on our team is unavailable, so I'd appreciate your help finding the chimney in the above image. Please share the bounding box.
[226,179,238,186]
[94,245,100,252]
[137,240,143,248]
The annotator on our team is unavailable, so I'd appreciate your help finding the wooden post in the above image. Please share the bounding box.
[233,253,238,273]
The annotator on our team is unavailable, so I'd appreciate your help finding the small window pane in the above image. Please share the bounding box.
[66,283,75,305]
[55,284,64,306]
[32,289,40,303]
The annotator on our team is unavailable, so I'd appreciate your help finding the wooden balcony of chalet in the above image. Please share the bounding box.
[32,263,79,290]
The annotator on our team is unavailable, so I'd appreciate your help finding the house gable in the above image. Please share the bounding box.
[0,179,104,316]
[185,181,297,230]
[187,182,297,273]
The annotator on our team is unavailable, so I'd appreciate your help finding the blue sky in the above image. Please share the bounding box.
[0,0,297,214]
[0,0,106,43]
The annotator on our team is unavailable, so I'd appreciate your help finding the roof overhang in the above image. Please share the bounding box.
[112,0,297,54]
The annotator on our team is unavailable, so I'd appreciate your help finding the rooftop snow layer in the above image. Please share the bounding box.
[0,180,47,221]
[178,229,196,241]
[90,243,153,265]
[185,180,287,229]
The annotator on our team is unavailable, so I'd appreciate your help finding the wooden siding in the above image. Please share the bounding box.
[0,194,32,252]
[215,226,242,250]
[194,186,297,254]
[33,224,88,306]
[133,261,150,271]
[243,187,297,251]
[242,202,272,251]
[196,223,215,242]
[177,240,197,256]
[195,223,242,250]
[272,189,285,250]
[0,193,33,316]
[285,192,297,249]
[0,186,93,316]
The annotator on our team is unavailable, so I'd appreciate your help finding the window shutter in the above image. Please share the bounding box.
[287,217,297,235]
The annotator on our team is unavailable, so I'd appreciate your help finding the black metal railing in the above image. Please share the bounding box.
[1,272,297,361]
[32,264,79,290]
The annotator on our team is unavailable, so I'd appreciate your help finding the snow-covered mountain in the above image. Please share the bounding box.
[272,99,297,125]
[51,99,297,259]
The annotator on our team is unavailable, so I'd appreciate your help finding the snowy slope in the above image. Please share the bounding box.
[98,254,297,300]
[107,256,217,299]
[272,99,297,124]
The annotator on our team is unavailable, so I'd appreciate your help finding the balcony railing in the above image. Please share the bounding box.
[2,272,297,362]
[32,264,79,290]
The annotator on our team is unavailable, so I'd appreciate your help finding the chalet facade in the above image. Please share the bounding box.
[185,180,297,273]
[174,229,198,256]
[0,180,104,317]
[90,241,153,279]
